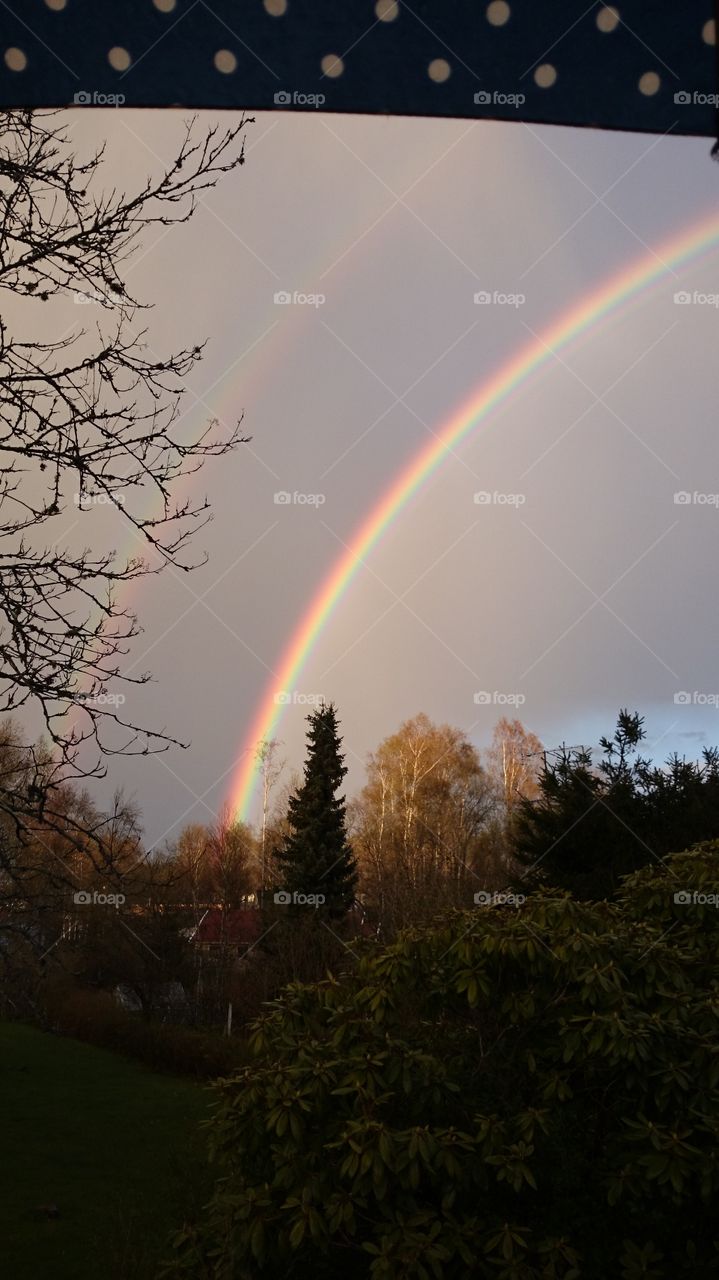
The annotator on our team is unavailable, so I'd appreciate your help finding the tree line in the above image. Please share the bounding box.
[4,700,719,1027]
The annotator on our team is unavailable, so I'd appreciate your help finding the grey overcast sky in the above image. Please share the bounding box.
[37,108,719,847]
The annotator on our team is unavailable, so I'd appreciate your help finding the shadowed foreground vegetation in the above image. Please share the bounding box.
[0,1023,211,1280]
[163,843,719,1280]
[5,709,719,1279]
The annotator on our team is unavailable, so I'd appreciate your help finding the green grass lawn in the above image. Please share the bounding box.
[0,1021,213,1280]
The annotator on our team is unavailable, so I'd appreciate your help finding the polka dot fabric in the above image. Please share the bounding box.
[0,1,715,137]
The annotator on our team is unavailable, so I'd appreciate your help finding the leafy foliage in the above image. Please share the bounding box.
[512,710,719,898]
[163,842,719,1278]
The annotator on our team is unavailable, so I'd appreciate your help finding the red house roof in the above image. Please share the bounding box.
[193,907,264,949]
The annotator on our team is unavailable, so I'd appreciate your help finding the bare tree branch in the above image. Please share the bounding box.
[0,109,252,781]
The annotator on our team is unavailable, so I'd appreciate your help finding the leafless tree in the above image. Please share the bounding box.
[351,713,495,934]
[255,738,285,890]
[0,108,250,779]
[0,108,251,976]
[485,717,544,817]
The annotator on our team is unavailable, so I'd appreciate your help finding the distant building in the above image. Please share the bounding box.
[188,906,264,955]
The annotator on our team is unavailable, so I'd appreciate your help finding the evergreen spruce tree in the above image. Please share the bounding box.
[511,708,719,899]
[274,702,357,917]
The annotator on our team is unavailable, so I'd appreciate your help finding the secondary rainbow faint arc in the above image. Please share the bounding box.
[229,209,719,823]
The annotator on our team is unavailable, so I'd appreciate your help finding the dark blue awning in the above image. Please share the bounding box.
[0,1,716,137]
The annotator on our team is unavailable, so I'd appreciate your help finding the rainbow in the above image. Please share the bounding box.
[229,208,719,822]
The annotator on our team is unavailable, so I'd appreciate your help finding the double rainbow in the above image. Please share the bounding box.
[229,209,719,822]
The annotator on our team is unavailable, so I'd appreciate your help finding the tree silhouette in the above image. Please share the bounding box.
[0,110,250,969]
[351,712,493,934]
[274,703,357,917]
[512,709,719,899]
[0,110,251,786]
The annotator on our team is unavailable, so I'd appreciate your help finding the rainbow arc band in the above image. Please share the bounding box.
[230,211,719,822]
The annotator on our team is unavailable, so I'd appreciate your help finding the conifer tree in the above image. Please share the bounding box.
[274,703,357,917]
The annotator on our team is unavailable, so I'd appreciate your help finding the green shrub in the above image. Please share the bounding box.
[43,986,250,1079]
[162,843,719,1278]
